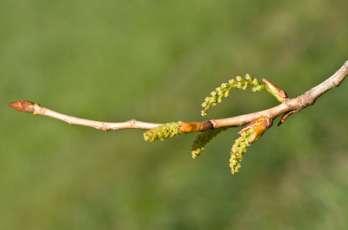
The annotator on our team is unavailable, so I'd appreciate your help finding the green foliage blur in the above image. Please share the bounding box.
[1,0,348,229]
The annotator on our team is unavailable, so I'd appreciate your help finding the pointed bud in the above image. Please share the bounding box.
[277,109,299,126]
[229,116,273,175]
[262,78,288,102]
[9,100,36,113]
[239,116,272,143]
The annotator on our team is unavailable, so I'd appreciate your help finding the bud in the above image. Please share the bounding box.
[239,116,272,143]
[9,100,36,113]
[179,122,201,133]
[179,121,213,133]
[229,116,272,175]
[262,78,288,102]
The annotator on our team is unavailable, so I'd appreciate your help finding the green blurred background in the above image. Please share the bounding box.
[1,0,348,229]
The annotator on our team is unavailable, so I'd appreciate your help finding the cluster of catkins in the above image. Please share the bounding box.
[143,74,281,174]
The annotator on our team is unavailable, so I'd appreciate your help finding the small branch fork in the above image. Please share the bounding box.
[9,61,348,133]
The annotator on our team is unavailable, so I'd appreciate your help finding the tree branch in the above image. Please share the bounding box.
[9,61,348,132]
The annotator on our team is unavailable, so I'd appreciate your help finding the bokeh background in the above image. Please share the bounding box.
[1,0,348,229]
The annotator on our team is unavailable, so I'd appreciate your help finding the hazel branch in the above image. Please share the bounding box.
[9,61,348,133]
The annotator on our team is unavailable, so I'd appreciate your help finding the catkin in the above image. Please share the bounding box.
[144,122,182,142]
[201,74,265,116]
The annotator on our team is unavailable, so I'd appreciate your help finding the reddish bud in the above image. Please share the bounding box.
[240,116,272,143]
[9,100,36,113]
[179,121,214,133]
[180,122,199,133]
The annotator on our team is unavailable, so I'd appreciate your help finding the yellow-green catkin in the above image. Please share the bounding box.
[191,128,225,159]
[229,116,271,175]
[229,128,254,175]
[144,122,182,142]
[201,74,265,116]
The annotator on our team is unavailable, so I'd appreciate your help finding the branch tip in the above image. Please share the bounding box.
[9,100,36,113]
